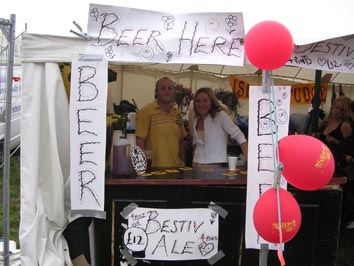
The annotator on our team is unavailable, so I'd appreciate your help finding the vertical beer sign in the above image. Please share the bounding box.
[69,56,108,218]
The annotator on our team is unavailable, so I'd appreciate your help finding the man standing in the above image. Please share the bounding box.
[136,77,186,167]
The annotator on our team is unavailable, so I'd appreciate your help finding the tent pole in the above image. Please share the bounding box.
[310,70,322,135]
[258,70,270,266]
[1,14,16,266]
[259,243,269,266]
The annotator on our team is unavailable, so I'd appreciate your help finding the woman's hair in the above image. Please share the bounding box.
[193,87,226,118]
[330,95,351,121]
[350,100,354,114]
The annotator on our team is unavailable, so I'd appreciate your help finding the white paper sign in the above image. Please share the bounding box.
[69,57,108,216]
[123,207,219,260]
[245,86,290,249]
[87,4,245,66]
[288,34,354,73]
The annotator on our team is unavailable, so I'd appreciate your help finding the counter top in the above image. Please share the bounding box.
[105,167,347,187]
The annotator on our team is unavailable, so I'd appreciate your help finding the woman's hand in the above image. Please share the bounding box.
[325,135,339,144]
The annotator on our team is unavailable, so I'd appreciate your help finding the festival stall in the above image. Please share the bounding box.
[19,4,354,266]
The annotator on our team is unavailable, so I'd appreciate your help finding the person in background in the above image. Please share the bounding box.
[136,77,186,167]
[313,95,352,175]
[288,112,308,135]
[304,97,326,135]
[342,100,354,229]
[191,87,248,169]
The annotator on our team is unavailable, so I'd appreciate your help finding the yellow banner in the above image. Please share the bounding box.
[229,76,328,104]
[229,76,250,99]
[290,83,327,104]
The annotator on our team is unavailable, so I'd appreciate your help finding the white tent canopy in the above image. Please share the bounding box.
[22,33,354,85]
[22,32,354,115]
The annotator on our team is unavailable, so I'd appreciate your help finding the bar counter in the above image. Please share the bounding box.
[95,167,346,266]
[105,166,346,186]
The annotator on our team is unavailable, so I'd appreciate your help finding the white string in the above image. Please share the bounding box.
[266,71,285,260]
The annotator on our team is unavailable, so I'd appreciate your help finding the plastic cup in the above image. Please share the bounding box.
[228,156,238,171]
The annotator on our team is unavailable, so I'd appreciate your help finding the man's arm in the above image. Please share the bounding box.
[136,137,146,150]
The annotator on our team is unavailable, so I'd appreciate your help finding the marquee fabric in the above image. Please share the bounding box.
[20,62,72,265]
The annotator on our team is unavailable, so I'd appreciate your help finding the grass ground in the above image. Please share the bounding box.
[0,154,20,247]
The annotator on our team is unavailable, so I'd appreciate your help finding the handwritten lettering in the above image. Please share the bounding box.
[124,207,218,260]
[123,227,148,252]
[70,60,107,209]
[290,37,354,73]
[151,236,195,256]
[78,169,100,206]
[295,42,354,59]
[77,108,98,136]
[77,66,99,101]
[317,58,342,69]
[87,5,245,65]
[145,210,205,234]
[288,55,312,66]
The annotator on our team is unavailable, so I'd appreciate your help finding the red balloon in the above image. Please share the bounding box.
[278,135,335,190]
[244,20,294,70]
[253,187,302,243]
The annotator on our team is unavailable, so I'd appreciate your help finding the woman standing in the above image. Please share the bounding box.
[191,87,248,169]
[314,95,352,174]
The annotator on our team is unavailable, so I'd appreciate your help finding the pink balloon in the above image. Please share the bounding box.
[253,187,302,243]
[244,20,294,70]
[278,135,335,190]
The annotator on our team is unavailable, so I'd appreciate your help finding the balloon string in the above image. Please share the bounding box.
[277,248,286,266]
[266,72,278,183]
[266,71,285,265]
[266,72,282,185]
[276,184,285,266]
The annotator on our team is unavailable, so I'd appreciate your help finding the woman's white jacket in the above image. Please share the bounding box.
[192,111,247,164]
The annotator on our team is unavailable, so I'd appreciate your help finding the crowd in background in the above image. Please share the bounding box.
[290,95,354,230]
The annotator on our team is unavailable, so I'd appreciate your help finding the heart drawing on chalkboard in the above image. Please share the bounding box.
[199,242,214,256]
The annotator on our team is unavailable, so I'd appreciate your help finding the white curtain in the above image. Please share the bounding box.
[20,62,72,266]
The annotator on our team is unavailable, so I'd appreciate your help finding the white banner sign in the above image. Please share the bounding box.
[245,86,290,249]
[69,57,108,217]
[86,4,245,65]
[123,207,219,260]
[288,34,354,73]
